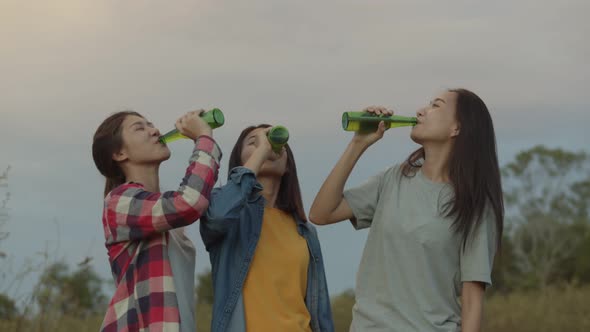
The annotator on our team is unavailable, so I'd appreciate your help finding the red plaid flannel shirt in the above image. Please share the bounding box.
[100,136,221,332]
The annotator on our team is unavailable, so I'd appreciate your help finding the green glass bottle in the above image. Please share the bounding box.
[159,108,225,144]
[267,126,289,153]
[342,112,417,133]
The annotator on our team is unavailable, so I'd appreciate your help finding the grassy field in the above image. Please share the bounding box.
[482,285,590,332]
[2,285,589,332]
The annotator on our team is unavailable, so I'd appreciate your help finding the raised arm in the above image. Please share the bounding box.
[310,107,391,225]
[104,136,221,243]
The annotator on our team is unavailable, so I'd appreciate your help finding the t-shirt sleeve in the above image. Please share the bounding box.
[460,208,498,287]
[343,167,390,230]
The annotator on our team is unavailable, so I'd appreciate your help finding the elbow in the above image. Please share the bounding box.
[203,203,241,225]
[200,213,231,235]
[203,199,233,222]
[204,209,231,225]
[308,211,329,226]
[203,207,222,222]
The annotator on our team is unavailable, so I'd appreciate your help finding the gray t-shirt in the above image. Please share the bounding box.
[343,165,497,332]
[168,228,197,332]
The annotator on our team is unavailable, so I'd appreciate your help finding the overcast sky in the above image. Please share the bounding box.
[1,0,588,300]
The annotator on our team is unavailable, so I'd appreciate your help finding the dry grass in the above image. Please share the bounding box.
[1,286,589,332]
[483,285,590,332]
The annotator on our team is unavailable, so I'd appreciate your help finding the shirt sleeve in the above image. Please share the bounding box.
[460,208,498,287]
[200,166,263,249]
[103,136,222,243]
[343,167,391,230]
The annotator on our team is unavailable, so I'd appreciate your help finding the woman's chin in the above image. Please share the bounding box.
[258,166,286,178]
[410,131,423,145]
[155,150,171,163]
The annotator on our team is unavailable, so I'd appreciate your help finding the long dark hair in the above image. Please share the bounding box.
[92,111,142,197]
[228,124,307,222]
[402,89,504,250]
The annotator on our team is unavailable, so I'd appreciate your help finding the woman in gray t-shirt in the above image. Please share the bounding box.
[309,89,503,332]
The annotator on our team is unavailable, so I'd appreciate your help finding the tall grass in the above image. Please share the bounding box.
[483,285,590,331]
[1,285,589,332]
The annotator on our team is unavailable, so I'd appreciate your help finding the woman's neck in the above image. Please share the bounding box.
[123,163,161,192]
[421,142,453,183]
[258,175,281,208]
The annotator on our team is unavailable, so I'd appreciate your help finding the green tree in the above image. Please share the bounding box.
[0,166,15,320]
[34,259,106,318]
[331,289,355,332]
[502,145,590,289]
[195,270,213,332]
[490,234,520,294]
[196,269,213,305]
[0,293,17,320]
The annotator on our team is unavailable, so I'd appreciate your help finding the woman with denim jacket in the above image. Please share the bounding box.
[200,124,334,332]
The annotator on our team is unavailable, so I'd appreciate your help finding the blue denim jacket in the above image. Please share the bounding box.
[200,167,334,332]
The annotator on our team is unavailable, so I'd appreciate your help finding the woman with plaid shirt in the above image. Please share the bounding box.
[92,110,222,332]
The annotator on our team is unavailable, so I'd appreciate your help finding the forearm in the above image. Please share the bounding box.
[105,137,222,241]
[309,140,367,222]
[461,305,482,332]
[461,282,485,332]
[242,149,267,176]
